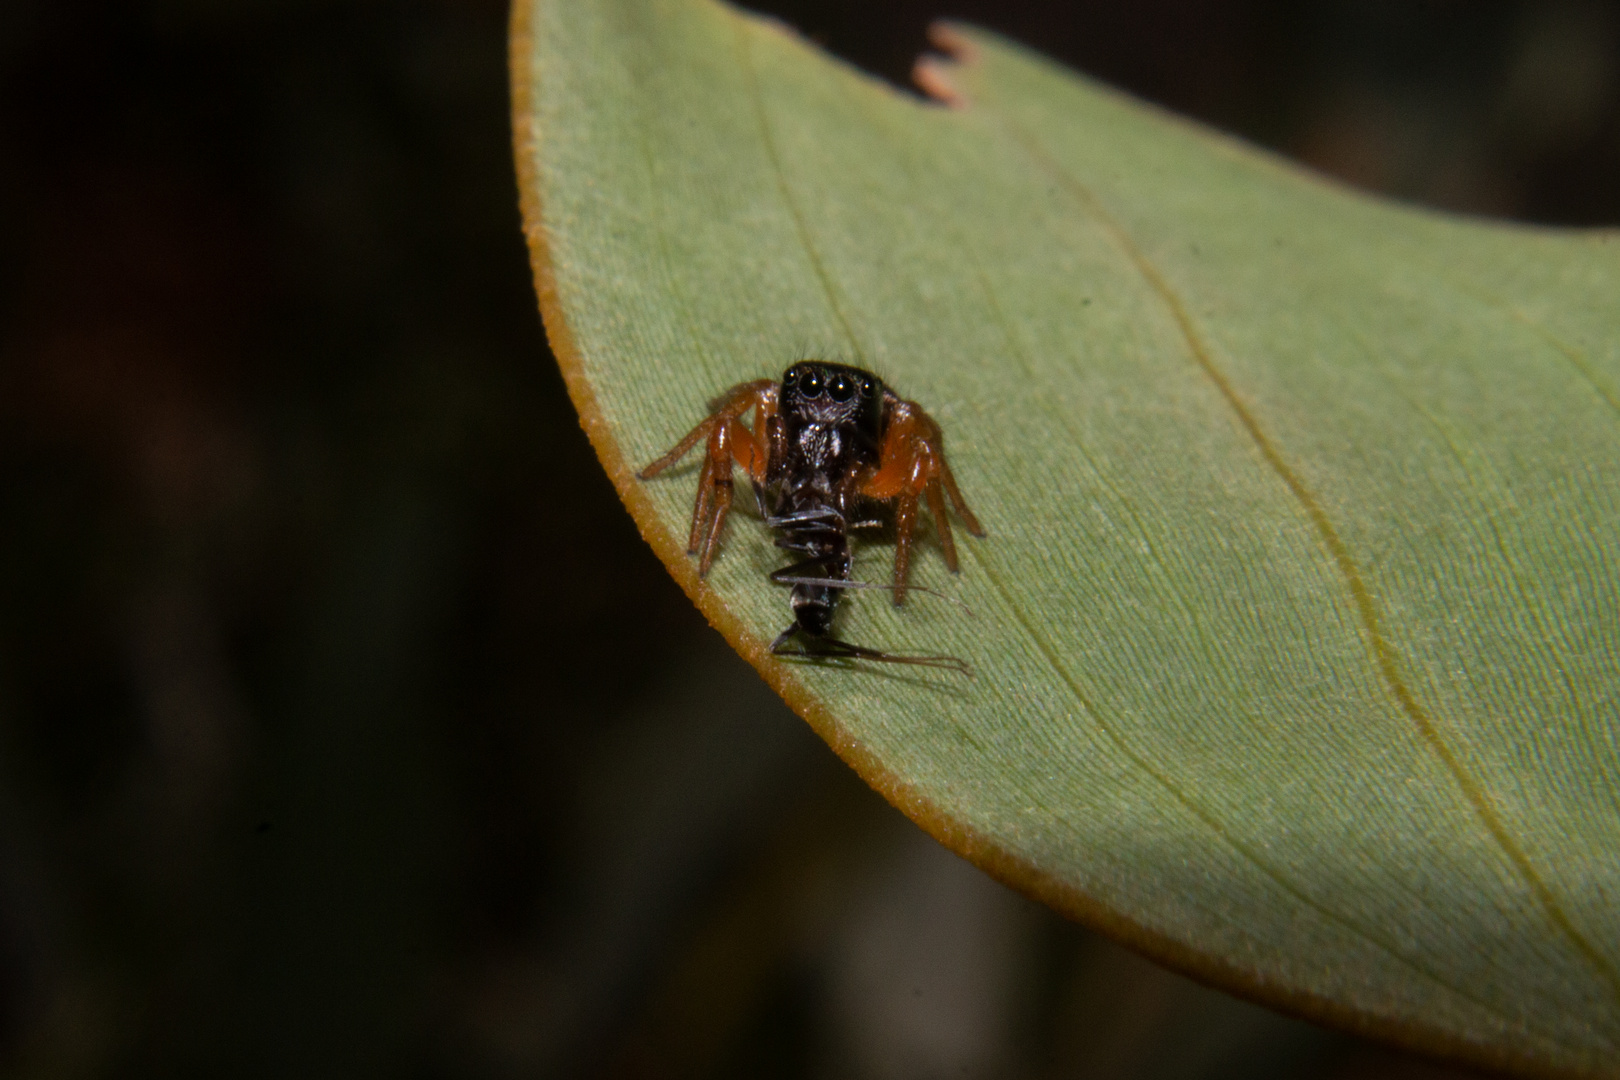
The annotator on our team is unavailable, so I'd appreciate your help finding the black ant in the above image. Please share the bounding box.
[638,361,985,673]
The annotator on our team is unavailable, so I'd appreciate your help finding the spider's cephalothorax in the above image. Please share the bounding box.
[638,360,984,673]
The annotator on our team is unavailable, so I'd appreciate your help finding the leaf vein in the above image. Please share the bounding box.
[992,116,1620,1015]
[735,17,863,362]
[969,547,1542,1034]
[733,36,1551,1036]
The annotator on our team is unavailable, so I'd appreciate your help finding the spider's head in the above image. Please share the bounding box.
[780,361,883,440]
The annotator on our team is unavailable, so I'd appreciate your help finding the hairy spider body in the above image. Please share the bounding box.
[638,361,984,672]
[768,362,882,643]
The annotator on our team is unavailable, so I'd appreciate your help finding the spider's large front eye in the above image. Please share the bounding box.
[826,372,855,402]
[799,369,823,398]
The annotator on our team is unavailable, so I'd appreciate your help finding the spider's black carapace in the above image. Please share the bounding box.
[639,361,984,673]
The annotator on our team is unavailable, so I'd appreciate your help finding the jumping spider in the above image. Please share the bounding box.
[638,361,985,672]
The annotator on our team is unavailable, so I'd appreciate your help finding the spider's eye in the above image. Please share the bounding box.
[859,377,875,398]
[781,369,797,392]
[827,372,855,402]
[799,369,823,398]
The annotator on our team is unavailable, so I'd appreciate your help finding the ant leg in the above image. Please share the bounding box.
[765,507,843,530]
[769,555,851,588]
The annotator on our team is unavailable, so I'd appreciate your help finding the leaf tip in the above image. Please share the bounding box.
[913,21,979,109]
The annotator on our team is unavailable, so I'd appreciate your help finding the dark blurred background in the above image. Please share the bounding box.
[0,0,1613,1076]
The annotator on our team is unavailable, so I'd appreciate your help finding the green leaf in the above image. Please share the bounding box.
[511,0,1620,1073]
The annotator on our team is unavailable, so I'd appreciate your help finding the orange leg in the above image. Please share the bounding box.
[891,490,919,606]
[858,397,986,605]
[639,379,777,576]
[938,456,984,538]
[925,481,956,571]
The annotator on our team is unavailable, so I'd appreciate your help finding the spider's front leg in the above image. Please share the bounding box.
[638,379,779,576]
[858,396,986,606]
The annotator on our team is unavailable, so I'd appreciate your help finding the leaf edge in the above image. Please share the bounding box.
[506,3,1604,1075]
